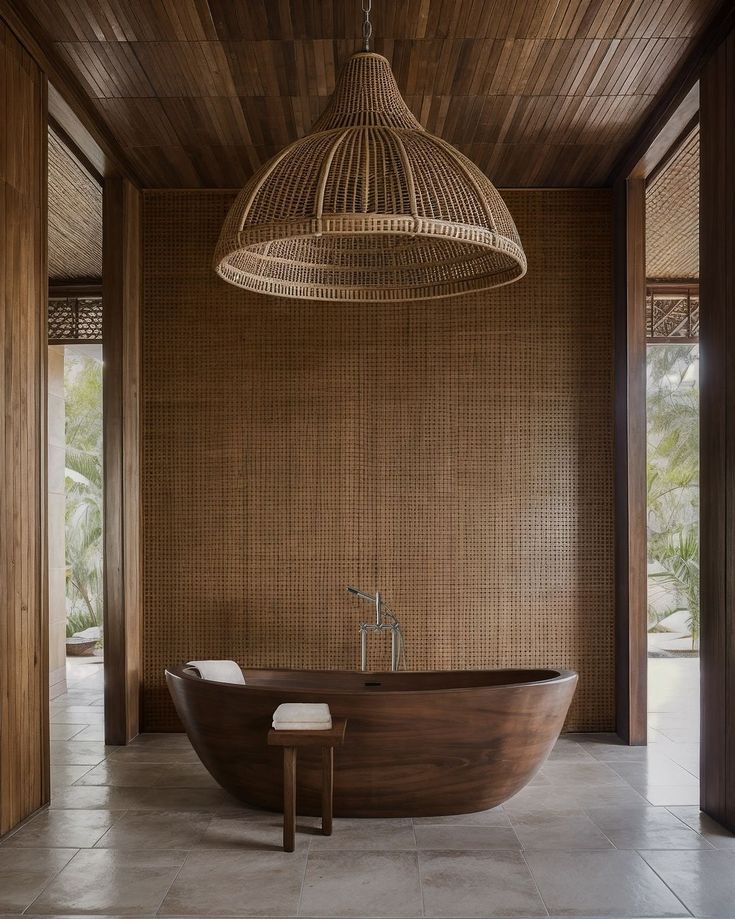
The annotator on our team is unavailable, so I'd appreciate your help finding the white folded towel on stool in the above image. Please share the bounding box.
[186,660,246,684]
[272,702,332,730]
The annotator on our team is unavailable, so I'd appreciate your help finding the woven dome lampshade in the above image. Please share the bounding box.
[215,51,526,302]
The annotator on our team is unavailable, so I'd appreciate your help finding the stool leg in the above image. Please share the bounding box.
[321,746,333,836]
[283,746,297,852]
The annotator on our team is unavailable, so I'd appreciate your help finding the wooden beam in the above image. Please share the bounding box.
[103,177,142,745]
[700,26,735,833]
[0,0,140,184]
[613,176,648,745]
[49,281,103,298]
[609,0,734,183]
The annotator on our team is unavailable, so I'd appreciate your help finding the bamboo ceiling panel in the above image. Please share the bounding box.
[17,0,724,187]
[48,129,102,280]
[141,188,614,732]
[646,125,699,279]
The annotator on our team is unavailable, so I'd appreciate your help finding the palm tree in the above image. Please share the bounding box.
[649,529,699,648]
[64,354,103,639]
[646,343,699,647]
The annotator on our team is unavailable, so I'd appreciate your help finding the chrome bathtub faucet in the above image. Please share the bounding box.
[346,586,405,671]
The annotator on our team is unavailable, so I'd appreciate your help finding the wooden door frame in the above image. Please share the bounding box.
[699,27,735,832]
[610,1,735,747]
[613,176,648,745]
[102,177,143,744]
[0,1,144,749]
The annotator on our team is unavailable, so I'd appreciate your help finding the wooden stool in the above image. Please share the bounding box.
[267,718,347,852]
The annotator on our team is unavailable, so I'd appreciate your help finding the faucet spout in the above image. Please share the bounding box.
[347,586,405,672]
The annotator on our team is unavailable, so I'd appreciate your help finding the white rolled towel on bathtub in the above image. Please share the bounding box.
[272,702,332,730]
[186,660,246,684]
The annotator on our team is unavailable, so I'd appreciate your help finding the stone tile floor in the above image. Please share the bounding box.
[2,657,733,918]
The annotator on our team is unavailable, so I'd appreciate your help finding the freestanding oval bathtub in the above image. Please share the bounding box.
[165,666,577,817]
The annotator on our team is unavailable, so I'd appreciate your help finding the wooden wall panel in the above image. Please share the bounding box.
[103,176,142,744]
[141,189,614,733]
[700,27,735,832]
[0,19,49,835]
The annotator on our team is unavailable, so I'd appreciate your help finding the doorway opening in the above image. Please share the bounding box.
[645,124,700,796]
[46,126,105,754]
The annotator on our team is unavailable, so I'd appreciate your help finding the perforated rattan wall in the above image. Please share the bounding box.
[142,188,614,732]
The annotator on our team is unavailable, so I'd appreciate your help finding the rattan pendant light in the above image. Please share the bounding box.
[215,4,526,302]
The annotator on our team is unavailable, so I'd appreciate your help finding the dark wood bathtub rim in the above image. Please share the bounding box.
[165,665,578,697]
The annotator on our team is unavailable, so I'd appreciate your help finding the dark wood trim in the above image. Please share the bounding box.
[0,0,140,184]
[699,26,735,833]
[614,176,648,745]
[48,115,103,186]
[49,281,102,298]
[609,0,734,183]
[646,114,700,188]
[103,176,142,745]
[646,280,700,292]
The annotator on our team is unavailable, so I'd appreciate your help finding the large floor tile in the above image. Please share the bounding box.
[641,849,735,917]
[504,784,649,817]
[50,764,93,787]
[28,848,186,915]
[501,787,586,817]
[71,723,106,741]
[524,849,688,917]
[300,850,421,918]
[586,805,714,850]
[309,817,416,850]
[419,849,547,918]
[50,723,86,741]
[196,813,315,851]
[644,785,701,806]
[153,764,220,788]
[50,709,105,725]
[667,807,735,850]
[50,785,156,810]
[159,848,307,916]
[545,743,597,763]
[50,741,108,766]
[539,762,627,787]
[94,811,212,848]
[0,848,77,912]
[509,813,613,850]
[105,746,200,764]
[1,809,123,849]
[413,807,510,826]
[608,759,698,788]
[414,824,520,850]
[75,762,164,787]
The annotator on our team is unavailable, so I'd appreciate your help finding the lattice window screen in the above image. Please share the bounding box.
[48,296,102,343]
[646,286,699,342]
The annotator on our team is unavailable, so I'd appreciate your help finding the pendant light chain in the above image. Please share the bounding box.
[362,0,372,51]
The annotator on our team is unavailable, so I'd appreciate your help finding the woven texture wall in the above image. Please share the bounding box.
[142,189,614,732]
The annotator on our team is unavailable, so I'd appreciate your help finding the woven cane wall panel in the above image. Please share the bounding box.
[141,188,614,732]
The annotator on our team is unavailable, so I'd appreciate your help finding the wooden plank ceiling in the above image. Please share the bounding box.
[19,0,723,188]
[646,124,699,279]
[48,128,102,280]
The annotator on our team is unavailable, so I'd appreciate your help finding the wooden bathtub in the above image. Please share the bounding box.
[165,665,577,817]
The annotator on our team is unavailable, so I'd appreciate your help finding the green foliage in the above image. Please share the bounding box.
[64,352,103,642]
[646,344,699,644]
